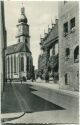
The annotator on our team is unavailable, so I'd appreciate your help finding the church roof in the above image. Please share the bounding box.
[5,42,31,55]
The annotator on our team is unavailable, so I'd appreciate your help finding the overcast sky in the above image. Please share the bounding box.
[4,1,58,69]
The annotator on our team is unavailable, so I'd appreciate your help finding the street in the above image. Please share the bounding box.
[1,81,79,124]
[2,83,63,114]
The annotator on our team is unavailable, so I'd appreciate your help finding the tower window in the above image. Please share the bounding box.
[70,17,75,29]
[65,48,70,59]
[63,22,68,33]
[74,46,79,63]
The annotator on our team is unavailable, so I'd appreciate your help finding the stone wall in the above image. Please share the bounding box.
[58,1,79,91]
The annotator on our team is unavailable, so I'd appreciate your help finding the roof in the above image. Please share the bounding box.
[5,42,31,55]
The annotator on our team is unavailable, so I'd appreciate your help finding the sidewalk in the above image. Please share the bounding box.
[27,80,78,97]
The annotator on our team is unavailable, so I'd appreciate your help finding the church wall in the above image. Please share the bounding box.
[6,52,33,81]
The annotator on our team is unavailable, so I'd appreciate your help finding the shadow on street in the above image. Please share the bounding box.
[1,83,65,114]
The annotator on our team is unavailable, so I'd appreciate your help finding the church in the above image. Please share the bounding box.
[5,6,33,81]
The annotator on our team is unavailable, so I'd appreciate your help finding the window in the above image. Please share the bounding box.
[77,71,79,78]
[14,55,17,73]
[27,56,29,72]
[25,39,27,43]
[18,39,20,43]
[55,43,58,55]
[63,22,68,36]
[74,46,79,63]
[21,56,24,72]
[70,17,75,29]
[50,48,53,57]
[11,56,13,74]
[65,74,67,84]
[65,73,70,85]
[65,48,70,59]
[8,57,10,75]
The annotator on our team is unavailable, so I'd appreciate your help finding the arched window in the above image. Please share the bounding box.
[11,56,13,74]
[8,56,10,75]
[14,55,16,73]
[21,56,24,72]
[74,46,79,63]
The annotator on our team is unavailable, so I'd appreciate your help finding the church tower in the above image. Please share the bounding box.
[16,6,30,49]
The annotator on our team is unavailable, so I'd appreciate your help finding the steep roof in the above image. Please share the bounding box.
[5,42,31,55]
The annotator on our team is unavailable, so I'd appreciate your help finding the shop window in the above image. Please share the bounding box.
[74,46,79,63]
[63,22,68,36]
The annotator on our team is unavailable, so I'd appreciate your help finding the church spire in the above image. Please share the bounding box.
[18,4,28,23]
[16,5,30,49]
[21,2,25,15]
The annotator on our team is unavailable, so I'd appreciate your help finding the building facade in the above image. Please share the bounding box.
[38,19,59,82]
[0,1,7,92]
[5,6,33,81]
[58,1,79,91]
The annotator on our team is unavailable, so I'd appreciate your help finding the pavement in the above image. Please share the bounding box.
[1,80,79,124]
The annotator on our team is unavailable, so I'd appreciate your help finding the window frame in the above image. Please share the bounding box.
[70,17,75,30]
[21,56,24,72]
[65,48,70,60]
[63,22,68,36]
[74,46,79,63]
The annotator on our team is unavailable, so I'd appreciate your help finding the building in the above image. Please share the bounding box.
[58,1,79,91]
[0,1,7,93]
[38,19,59,82]
[5,6,33,81]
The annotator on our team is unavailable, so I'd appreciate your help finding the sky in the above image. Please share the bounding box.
[4,1,58,69]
